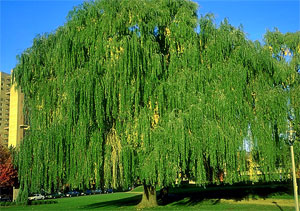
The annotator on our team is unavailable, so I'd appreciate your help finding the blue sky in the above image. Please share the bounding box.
[0,0,299,74]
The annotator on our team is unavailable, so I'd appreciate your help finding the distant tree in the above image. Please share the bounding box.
[13,0,300,207]
[0,143,10,164]
[0,136,5,148]
[0,144,18,188]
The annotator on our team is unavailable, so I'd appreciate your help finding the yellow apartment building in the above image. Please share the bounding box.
[0,71,26,148]
[8,81,25,148]
[0,72,11,147]
[7,70,26,201]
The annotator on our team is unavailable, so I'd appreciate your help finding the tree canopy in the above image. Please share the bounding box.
[13,0,300,205]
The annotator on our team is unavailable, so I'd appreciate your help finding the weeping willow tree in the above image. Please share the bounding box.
[13,0,300,207]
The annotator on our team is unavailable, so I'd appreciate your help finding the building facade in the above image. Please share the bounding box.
[8,82,25,148]
[0,72,11,147]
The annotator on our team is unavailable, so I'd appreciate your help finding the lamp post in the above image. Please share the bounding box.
[287,121,299,211]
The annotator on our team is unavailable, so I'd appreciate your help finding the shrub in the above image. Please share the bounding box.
[4,202,12,206]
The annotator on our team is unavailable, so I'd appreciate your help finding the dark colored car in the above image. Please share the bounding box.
[84,189,92,195]
[52,192,65,198]
[66,191,80,197]
[105,188,113,194]
[0,195,11,202]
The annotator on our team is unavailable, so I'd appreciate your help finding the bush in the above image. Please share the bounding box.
[32,200,41,205]
[28,200,58,205]
[16,201,27,206]
[0,201,12,206]
[0,200,58,206]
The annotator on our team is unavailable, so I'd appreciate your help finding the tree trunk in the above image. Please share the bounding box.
[137,184,158,208]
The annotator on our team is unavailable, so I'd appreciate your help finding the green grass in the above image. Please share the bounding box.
[1,194,295,211]
[1,183,297,210]
[1,193,296,210]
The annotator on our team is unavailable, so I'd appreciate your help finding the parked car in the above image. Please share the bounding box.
[84,189,92,195]
[93,189,102,194]
[105,188,113,194]
[51,192,65,198]
[45,193,53,199]
[28,194,45,200]
[66,191,80,197]
[0,195,11,202]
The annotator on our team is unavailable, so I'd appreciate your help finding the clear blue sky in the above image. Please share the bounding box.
[0,0,299,74]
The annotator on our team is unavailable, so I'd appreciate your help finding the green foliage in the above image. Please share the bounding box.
[13,0,300,202]
[264,29,300,73]
[0,201,16,206]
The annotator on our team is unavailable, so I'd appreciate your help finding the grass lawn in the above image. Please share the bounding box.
[1,183,297,210]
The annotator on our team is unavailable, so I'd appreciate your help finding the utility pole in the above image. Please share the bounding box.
[288,121,299,211]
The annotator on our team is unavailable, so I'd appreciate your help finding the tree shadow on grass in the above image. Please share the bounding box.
[80,194,142,210]
[272,201,284,211]
[79,182,292,209]
[160,182,292,207]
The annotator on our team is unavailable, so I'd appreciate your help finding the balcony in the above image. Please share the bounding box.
[20,124,30,130]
